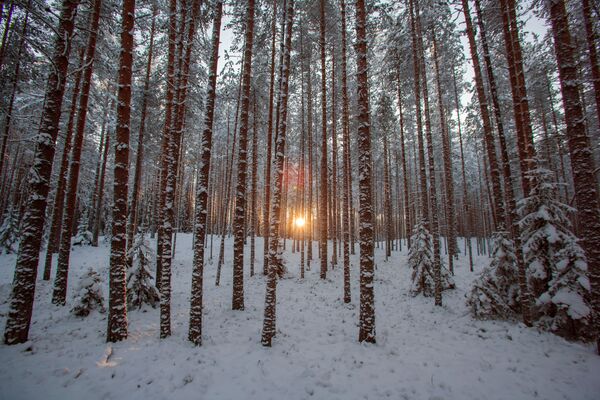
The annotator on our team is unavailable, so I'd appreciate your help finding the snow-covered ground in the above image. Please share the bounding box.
[1,234,599,400]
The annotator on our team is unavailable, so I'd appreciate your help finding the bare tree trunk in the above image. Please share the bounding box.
[250,92,258,277]
[395,64,411,249]
[4,0,79,345]
[106,0,135,343]
[93,131,110,245]
[188,0,222,346]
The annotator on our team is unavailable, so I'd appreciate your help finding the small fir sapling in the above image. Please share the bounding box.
[72,209,93,246]
[71,267,106,317]
[409,219,455,297]
[467,229,520,319]
[0,205,19,254]
[127,230,159,309]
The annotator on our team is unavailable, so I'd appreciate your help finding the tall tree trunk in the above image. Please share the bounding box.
[263,0,278,276]
[355,0,375,344]
[581,0,600,123]
[395,64,411,249]
[232,0,255,311]
[188,0,222,346]
[106,0,135,343]
[499,0,536,194]
[53,0,103,306]
[452,67,473,272]
[155,0,178,294]
[547,0,600,355]
[93,131,110,246]
[409,0,428,225]
[319,0,328,279]
[262,0,293,347]
[126,2,157,265]
[3,0,79,345]
[340,0,351,303]
[0,6,28,193]
[42,47,85,281]
[431,28,456,274]
[461,0,504,229]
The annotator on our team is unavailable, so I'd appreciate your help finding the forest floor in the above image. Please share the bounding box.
[0,234,599,400]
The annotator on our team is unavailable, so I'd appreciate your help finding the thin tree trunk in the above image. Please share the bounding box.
[126,2,157,265]
[42,47,84,281]
[319,0,328,279]
[263,0,278,276]
[53,0,103,306]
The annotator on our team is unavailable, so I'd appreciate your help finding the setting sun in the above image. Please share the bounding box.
[294,217,306,228]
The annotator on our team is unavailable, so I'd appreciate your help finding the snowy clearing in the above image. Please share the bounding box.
[1,234,599,400]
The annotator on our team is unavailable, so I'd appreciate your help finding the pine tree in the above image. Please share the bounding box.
[467,230,520,320]
[72,267,106,317]
[409,220,455,297]
[72,209,93,247]
[0,205,19,254]
[127,230,159,310]
[519,166,593,340]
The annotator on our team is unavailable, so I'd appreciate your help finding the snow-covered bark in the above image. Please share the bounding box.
[340,0,351,304]
[189,0,223,346]
[319,0,328,280]
[3,0,79,345]
[546,0,600,351]
[232,0,255,311]
[262,0,278,277]
[106,0,135,343]
[262,0,293,347]
[355,0,375,344]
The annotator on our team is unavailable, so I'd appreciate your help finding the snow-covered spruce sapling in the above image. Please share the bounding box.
[518,166,593,340]
[467,230,520,319]
[127,231,159,309]
[71,268,106,317]
[0,205,19,254]
[72,209,93,246]
[409,219,455,297]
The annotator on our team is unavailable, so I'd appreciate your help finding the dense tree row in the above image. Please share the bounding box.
[0,0,598,352]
